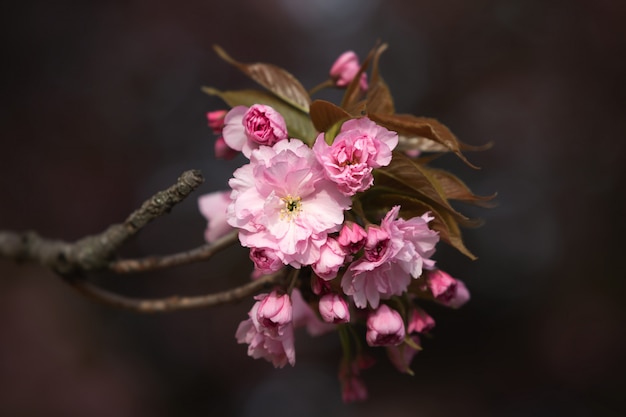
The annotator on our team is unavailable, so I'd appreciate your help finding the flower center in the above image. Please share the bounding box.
[280,195,302,221]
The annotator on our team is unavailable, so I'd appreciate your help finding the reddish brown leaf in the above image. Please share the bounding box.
[213,45,311,113]
[426,167,497,208]
[374,152,470,224]
[369,113,479,169]
[365,43,394,115]
[309,100,351,133]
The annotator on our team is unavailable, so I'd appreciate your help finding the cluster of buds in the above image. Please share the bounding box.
[199,44,491,402]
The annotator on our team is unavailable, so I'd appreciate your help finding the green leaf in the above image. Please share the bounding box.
[213,45,311,113]
[369,113,479,168]
[202,87,317,143]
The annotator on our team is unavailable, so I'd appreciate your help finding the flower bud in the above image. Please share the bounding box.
[318,293,350,324]
[366,304,405,347]
[256,291,292,337]
[206,109,227,133]
[337,221,367,254]
[407,307,435,334]
[427,269,470,308]
[243,104,287,146]
[329,51,368,91]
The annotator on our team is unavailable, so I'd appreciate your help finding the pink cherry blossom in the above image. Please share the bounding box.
[313,117,398,196]
[227,138,351,267]
[341,375,368,403]
[318,293,350,324]
[366,304,405,347]
[386,334,421,375]
[341,206,439,308]
[407,307,435,334]
[235,293,295,368]
[206,109,227,133]
[329,51,368,91]
[312,236,346,280]
[198,191,234,243]
[222,104,288,157]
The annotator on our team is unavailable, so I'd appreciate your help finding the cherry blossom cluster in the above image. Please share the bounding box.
[199,50,473,402]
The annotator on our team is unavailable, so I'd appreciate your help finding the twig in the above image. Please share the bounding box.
[64,270,287,313]
[110,230,239,273]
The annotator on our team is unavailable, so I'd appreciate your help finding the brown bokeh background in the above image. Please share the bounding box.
[1,1,625,416]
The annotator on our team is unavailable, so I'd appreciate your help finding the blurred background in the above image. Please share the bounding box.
[1,0,625,415]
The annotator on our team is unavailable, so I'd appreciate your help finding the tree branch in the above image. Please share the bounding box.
[64,270,287,313]
[0,170,204,275]
[110,230,239,274]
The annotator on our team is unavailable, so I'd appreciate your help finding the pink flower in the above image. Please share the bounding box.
[206,110,227,133]
[330,51,368,91]
[313,117,398,196]
[341,206,439,308]
[312,236,346,280]
[256,291,292,337]
[366,304,405,347]
[318,293,350,324]
[227,139,351,267]
[341,375,368,403]
[291,288,334,336]
[198,191,234,243]
[426,269,470,308]
[235,293,295,368]
[249,247,283,274]
[407,307,435,334]
[387,335,421,375]
[222,104,288,157]
[337,221,367,254]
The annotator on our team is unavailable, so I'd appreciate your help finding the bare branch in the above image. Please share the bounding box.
[0,170,204,275]
[64,270,287,313]
[110,230,239,274]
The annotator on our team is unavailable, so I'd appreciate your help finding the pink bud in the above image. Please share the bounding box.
[312,237,346,280]
[318,293,350,324]
[249,247,283,274]
[366,304,405,347]
[341,375,368,403]
[256,291,292,337]
[427,270,471,308]
[243,104,288,147]
[311,274,331,295]
[206,110,227,133]
[407,307,435,334]
[329,51,368,91]
[337,221,367,254]
[214,137,238,159]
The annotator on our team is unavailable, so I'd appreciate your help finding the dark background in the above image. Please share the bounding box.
[1,0,625,416]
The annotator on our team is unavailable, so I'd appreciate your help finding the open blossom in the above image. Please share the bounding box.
[341,206,439,308]
[198,191,233,243]
[235,292,295,368]
[337,221,367,254]
[313,117,398,196]
[222,104,288,157]
[366,304,405,347]
[330,51,368,91]
[227,139,351,267]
